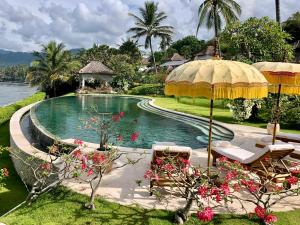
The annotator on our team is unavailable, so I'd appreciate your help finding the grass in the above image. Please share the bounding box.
[1,187,300,225]
[154,97,300,134]
[0,92,45,215]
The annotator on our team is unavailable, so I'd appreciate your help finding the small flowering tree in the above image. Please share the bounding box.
[144,151,300,224]
[81,107,138,150]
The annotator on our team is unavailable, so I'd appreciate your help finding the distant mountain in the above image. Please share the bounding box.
[0,48,83,67]
[0,49,35,66]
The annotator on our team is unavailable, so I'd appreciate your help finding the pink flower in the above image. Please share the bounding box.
[144,170,153,179]
[193,169,201,177]
[291,162,299,167]
[218,156,228,162]
[225,171,237,181]
[164,164,174,172]
[92,152,106,164]
[220,183,230,196]
[72,149,82,159]
[87,169,94,176]
[197,207,214,222]
[153,174,159,181]
[81,163,87,170]
[130,132,139,141]
[179,158,190,166]
[74,139,84,146]
[255,206,266,219]
[116,135,123,142]
[119,111,124,117]
[155,158,163,165]
[89,117,97,123]
[112,115,121,122]
[40,163,52,171]
[264,214,277,224]
[287,176,298,185]
[198,186,208,198]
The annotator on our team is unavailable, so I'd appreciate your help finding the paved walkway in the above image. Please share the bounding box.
[62,122,300,214]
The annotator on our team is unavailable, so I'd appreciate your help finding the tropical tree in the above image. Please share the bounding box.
[283,12,300,43]
[196,0,241,57]
[128,1,174,73]
[118,39,142,62]
[27,41,81,97]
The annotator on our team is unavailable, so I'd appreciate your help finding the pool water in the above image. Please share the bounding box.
[32,95,232,149]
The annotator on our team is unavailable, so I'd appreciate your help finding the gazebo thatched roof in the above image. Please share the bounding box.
[171,53,186,61]
[79,61,114,75]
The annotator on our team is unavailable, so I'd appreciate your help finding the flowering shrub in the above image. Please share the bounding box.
[144,151,300,224]
[0,147,9,187]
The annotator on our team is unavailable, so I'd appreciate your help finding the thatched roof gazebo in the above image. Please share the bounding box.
[79,61,115,88]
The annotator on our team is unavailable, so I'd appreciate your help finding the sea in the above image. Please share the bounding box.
[0,82,37,107]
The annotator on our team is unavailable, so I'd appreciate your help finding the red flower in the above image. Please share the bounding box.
[218,156,228,162]
[220,183,230,195]
[215,193,222,202]
[291,169,300,175]
[74,139,84,146]
[210,187,219,196]
[254,206,266,219]
[198,186,208,198]
[87,169,94,176]
[163,164,174,172]
[144,170,153,179]
[225,171,237,181]
[119,111,125,117]
[2,168,9,177]
[130,132,139,141]
[92,152,106,164]
[155,158,163,165]
[116,135,123,142]
[287,176,298,185]
[81,163,87,170]
[112,115,121,122]
[197,207,214,222]
[264,214,277,224]
[72,149,82,159]
[179,157,190,166]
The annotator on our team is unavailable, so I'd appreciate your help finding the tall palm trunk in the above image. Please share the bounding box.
[275,0,281,24]
[213,1,220,57]
[149,37,158,74]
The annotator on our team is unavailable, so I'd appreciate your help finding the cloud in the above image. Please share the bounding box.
[0,0,299,52]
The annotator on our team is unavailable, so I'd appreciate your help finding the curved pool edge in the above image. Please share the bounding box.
[148,98,235,140]
[9,102,58,186]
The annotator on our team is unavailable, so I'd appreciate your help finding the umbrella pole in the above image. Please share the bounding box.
[207,89,214,176]
[272,84,282,145]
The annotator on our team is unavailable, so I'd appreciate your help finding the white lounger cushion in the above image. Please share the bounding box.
[212,141,232,147]
[277,133,300,142]
[151,145,192,161]
[213,144,294,164]
[154,142,177,146]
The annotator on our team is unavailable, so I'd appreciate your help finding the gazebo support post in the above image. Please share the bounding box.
[272,84,282,145]
[207,86,215,176]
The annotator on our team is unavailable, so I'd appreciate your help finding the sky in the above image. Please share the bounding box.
[0,0,299,52]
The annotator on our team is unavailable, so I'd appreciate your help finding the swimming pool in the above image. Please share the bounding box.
[30,95,233,149]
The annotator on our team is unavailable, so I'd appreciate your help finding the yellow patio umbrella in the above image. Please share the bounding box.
[253,62,300,144]
[165,60,268,174]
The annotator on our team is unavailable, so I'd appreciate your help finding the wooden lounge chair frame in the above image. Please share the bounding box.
[150,148,191,196]
[212,147,294,183]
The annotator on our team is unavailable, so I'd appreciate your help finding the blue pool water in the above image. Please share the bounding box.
[31,95,233,149]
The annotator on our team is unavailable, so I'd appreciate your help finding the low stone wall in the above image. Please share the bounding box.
[9,103,55,186]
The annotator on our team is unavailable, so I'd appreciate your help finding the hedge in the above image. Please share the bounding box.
[129,84,164,96]
[0,92,45,126]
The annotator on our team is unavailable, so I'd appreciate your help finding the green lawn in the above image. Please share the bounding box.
[154,97,300,134]
[0,122,28,216]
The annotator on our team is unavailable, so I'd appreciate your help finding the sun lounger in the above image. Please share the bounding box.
[149,144,192,195]
[256,136,285,148]
[212,142,294,183]
[276,133,300,143]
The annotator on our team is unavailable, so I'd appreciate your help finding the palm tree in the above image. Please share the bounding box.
[27,41,81,97]
[197,0,241,57]
[128,1,173,73]
[275,0,281,24]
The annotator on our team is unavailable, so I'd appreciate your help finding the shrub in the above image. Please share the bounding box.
[129,84,164,96]
[0,92,45,125]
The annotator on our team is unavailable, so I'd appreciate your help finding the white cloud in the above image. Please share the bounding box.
[0,0,299,52]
